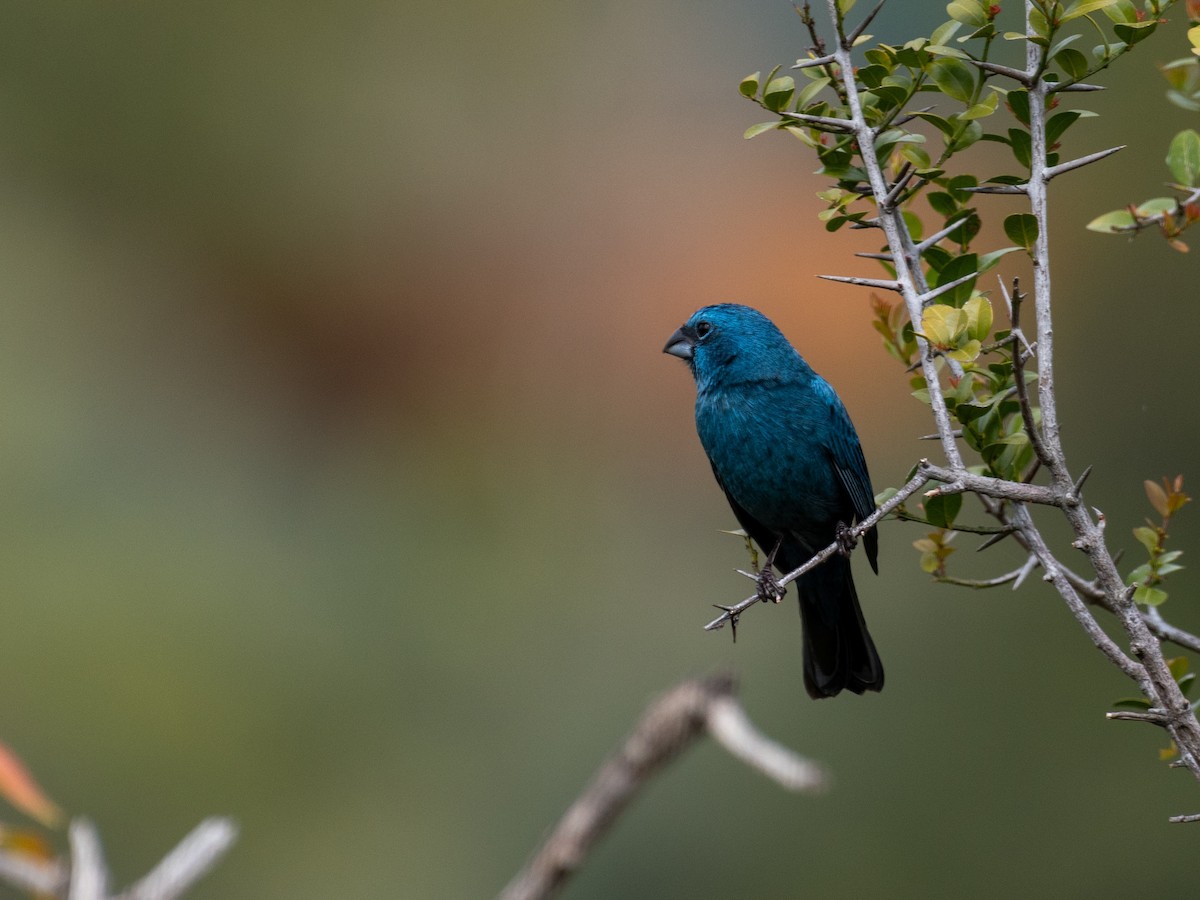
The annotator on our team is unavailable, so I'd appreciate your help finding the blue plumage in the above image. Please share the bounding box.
[664,303,883,698]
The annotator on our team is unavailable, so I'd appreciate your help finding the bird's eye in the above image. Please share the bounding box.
[695,321,712,338]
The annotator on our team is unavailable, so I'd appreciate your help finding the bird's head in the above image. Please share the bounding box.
[663,303,806,389]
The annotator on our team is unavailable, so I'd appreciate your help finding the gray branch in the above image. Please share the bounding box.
[495,674,827,900]
[0,817,236,900]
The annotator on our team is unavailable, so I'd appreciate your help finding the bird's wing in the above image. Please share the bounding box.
[708,462,786,561]
[820,387,880,573]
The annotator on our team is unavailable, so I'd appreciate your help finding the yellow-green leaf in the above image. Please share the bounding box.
[1062,0,1120,21]
[963,296,993,341]
[960,91,1000,121]
[1166,129,1200,188]
[1086,210,1137,233]
[920,305,968,346]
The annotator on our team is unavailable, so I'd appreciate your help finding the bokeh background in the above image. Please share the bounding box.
[0,1,1197,897]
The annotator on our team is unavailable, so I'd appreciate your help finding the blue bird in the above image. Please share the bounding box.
[664,303,882,698]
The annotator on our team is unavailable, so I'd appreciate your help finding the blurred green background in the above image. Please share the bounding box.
[0,1,1197,897]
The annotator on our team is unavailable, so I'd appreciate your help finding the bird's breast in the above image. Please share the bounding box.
[695,385,842,532]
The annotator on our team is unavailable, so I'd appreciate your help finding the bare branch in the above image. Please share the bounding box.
[69,820,108,900]
[706,697,827,791]
[496,675,826,900]
[118,819,238,900]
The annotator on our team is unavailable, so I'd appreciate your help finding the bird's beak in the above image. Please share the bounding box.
[663,326,695,360]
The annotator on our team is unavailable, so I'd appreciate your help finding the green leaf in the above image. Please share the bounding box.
[1007,90,1030,126]
[925,491,962,527]
[1134,585,1169,606]
[947,0,989,27]
[838,0,857,14]
[1055,47,1090,81]
[1102,0,1138,23]
[1133,526,1159,555]
[946,339,982,362]
[1062,0,1120,21]
[1127,562,1153,584]
[1008,128,1032,168]
[931,19,964,46]
[796,77,832,107]
[1086,209,1137,233]
[928,58,976,103]
[1134,198,1178,217]
[928,192,959,218]
[1004,213,1039,250]
[1114,20,1157,47]
[960,91,999,120]
[978,246,1022,272]
[963,295,993,341]
[935,252,979,305]
[744,121,779,139]
[1166,129,1200,188]
[763,76,795,112]
[739,72,761,99]
[1045,111,1083,147]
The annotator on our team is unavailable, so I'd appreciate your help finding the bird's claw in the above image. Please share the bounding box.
[755,567,786,604]
[835,522,857,557]
[755,537,787,603]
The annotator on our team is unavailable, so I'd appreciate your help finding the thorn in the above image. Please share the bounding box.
[915,219,970,253]
[893,105,936,126]
[976,528,1014,552]
[817,274,904,292]
[1043,146,1124,182]
[1070,468,1099,504]
[792,53,837,70]
[882,163,917,208]
[845,0,887,46]
[711,604,740,641]
[964,58,1032,85]
[854,251,894,261]
[1052,81,1106,93]
[777,109,853,131]
[962,183,1029,195]
[1012,554,1039,590]
[916,269,982,305]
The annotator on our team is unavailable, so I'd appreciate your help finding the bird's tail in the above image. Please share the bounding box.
[797,554,883,699]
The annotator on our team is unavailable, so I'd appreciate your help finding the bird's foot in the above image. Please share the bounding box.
[835,522,858,557]
[754,567,786,604]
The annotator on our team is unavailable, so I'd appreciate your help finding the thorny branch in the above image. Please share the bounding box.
[705,0,1200,822]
